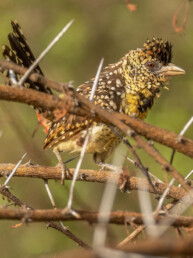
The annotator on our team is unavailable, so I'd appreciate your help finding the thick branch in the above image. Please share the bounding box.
[115,112,193,159]
[0,60,192,158]
[0,164,186,201]
[119,237,193,256]
[76,93,193,159]
[0,84,65,111]
[0,208,193,228]
[0,60,68,92]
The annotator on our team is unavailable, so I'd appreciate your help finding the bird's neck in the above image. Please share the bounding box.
[120,76,161,119]
[120,58,161,119]
[121,90,156,119]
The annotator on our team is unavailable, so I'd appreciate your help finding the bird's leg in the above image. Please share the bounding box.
[93,152,122,172]
[53,150,70,184]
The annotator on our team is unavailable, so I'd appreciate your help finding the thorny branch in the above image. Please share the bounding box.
[0,185,90,249]
[132,134,191,193]
[66,58,104,211]
[0,164,187,201]
[0,60,192,193]
[0,56,192,255]
[18,20,74,85]
[1,208,193,228]
[118,237,193,256]
[0,61,192,159]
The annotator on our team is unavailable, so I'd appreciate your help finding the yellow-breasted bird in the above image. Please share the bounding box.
[2,21,185,164]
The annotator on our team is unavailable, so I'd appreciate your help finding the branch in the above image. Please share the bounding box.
[0,164,186,201]
[132,134,190,192]
[0,185,90,249]
[0,61,192,190]
[0,208,193,228]
[0,84,66,113]
[0,61,69,93]
[0,83,76,121]
[0,60,192,159]
[119,237,193,256]
[76,93,193,159]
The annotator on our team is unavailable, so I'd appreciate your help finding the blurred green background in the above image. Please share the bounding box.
[0,0,192,257]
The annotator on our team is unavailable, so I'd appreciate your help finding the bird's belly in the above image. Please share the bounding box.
[56,124,121,154]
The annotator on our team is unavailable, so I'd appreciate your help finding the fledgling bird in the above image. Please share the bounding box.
[2,21,185,165]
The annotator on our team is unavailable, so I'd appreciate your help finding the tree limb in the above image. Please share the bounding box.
[0,208,193,228]
[0,185,90,249]
[0,60,192,159]
[0,164,186,201]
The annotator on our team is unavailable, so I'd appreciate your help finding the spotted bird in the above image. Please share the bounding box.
[2,21,185,164]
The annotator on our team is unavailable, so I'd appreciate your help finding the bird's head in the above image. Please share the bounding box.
[121,38,185,118]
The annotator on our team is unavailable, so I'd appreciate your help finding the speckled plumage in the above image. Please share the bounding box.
[43,38,181,163]
[2,21,185,163]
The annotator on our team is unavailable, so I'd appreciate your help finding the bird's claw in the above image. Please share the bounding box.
[57,162,70,185]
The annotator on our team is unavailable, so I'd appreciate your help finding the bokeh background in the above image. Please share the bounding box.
[0,0,192,257]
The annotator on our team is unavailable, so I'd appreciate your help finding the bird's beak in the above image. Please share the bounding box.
[156,63,185,76]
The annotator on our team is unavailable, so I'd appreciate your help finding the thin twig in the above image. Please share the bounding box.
[92,148,128,248]
[180,116,193,136]
[0,185,29,207]
[18,20,74,85]
[9,69,17,84]
[110,126,156,193]
[44,180,56,208]
[92,155,123,248]
[46,221,91,250]
[117,225,145,247]
[138,180,158,237]
[4,153,27,186]
[66,58,104,211]
[43,179,74,234]
[154,188,193,237]
[185,169,193,180]
[1,102,51,164]
[127,156,163,183]
[0,183,91,249]
[155,178,175,213]
[178,170,193,187]
[132,134,191,194]
[170,115,193,164]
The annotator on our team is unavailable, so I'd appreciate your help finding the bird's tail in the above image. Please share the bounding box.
[1,20,53,132]
[2,20,52,94]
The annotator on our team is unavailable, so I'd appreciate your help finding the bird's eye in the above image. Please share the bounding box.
[147,62,155,69]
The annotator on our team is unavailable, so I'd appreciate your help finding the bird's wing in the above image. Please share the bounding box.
[43,113,94,149]
[43,73,125,149]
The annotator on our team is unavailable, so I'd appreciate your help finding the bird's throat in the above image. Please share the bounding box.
[121,87,160,119]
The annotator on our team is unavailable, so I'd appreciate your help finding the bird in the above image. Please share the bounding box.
[2,20,185,167]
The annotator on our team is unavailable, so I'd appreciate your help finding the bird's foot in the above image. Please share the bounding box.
[57,162,70,185]
[53,150,70,184]
[97,162,122,173]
